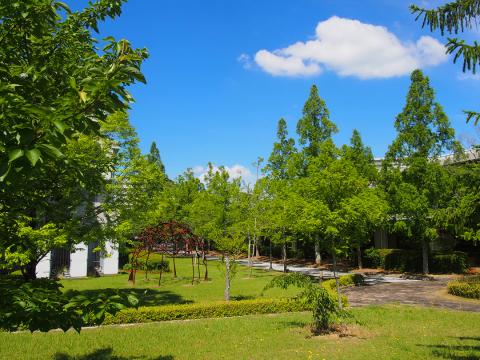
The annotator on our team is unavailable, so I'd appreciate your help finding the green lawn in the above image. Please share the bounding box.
[1,306,479,359]
[60,258,299,306]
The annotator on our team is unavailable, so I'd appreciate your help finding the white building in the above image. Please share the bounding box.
[35,195,119,278]
[35,241,119,278]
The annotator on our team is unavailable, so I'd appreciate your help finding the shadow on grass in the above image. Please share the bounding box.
[64,288,192,307]
[54,347,174,360]
[277,320,308,329]
[420,336,480,360]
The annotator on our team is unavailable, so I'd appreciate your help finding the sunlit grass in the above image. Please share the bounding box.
[1,306,479,359]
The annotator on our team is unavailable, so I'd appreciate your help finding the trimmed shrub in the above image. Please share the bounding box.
[447,276,480,299]
[363,248,468,274]
[431,252,468,274]
[322,274,364,291]
[364,248,382,268]
[102,298,308,325]
[123,259,170,273]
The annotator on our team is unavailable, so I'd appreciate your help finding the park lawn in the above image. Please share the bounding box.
[60,258,300,306]
[1,305,479,359]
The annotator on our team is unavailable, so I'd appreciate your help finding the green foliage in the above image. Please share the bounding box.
[103,298,307,325]
[264,273,352,333]
[448,276,480,299]
[0,0,148,179]
[322,274,365,290]
[147,141,166,175]
[411,0,480,124]
[382,69,459,274]
[363,248,468,273]
[123,258,170,273]
[0,277,138,332]
[431,252,468,273]
[296,85,338,158]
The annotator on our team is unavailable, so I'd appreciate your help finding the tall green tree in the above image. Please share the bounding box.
[411,0,480,124]
[147,141,166,175]
[264,118,296,180]
[342,129,378,183]
[382,69,459,274]
[296,85,338,263]
[296,85,338,159]
[189,165,244,300]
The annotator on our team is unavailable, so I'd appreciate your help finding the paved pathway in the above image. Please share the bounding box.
[344,279,480,312]
[237,258,417,283]
[238,259,480,312]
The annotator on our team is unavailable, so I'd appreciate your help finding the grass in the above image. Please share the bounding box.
[60,257,299,306]
[1,306,479,359]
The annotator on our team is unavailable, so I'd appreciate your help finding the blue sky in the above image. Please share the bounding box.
[73,0,479,183]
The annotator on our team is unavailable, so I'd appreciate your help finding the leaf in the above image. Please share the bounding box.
[53,120,67,134]
[25,148,41,166]
[0,162,10,181]
[38,144,63,158]
[78,90,87,103]
[8,148,23,163]
[127,294,139,307]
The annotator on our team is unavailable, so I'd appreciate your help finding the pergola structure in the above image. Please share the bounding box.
[129,221,207,285]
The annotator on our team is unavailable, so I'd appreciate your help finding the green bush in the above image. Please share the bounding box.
[448,276,480,299]
[322,274,364,291]
[431,252,468,274]
[123,258,170,272]
[363,248,467,273]
[103,298,308,325]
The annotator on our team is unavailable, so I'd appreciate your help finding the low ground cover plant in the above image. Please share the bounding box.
[263,273,361,334]
[448,276,480,299]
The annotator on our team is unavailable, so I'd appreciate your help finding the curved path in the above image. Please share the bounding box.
[344,278,480,312]
[238,259,480,312]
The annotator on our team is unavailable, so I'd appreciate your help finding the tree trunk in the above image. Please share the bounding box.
[422,239,429,275]
[269,238,273,271]
[23,261,37,280]
[197,253,201,280]
[224,254,231,301]
[172,255,177,278]
[191,255,195,285]
[158,254,164,286]
[314,235,322,265]
[247,233,252,273]
[282,243,288,273]
[203,254,209,281]
[357,246,363,269]
[332,251,343,310]
[145,251,150,279]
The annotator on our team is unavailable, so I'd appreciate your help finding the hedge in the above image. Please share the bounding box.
[102,298,309,325]
[363,248,468,273]
[447,276,480,299]
[322,274,364,291]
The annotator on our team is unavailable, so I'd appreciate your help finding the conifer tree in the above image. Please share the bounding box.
[383,69,458,274]
[411,0,480,124]
[147,141,166,175]
[296,85,338,158]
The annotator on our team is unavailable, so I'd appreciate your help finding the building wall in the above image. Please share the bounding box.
[36,252,51,278]
[102,240,119,275]
[69,243,88,277]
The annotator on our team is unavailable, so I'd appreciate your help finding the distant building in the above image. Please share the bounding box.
[35,241,119,278]
[35,195,119,278]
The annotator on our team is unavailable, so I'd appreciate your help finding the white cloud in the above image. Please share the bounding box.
[193,164,257,187]
[253,16,447,79]
[237,53,253,69]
